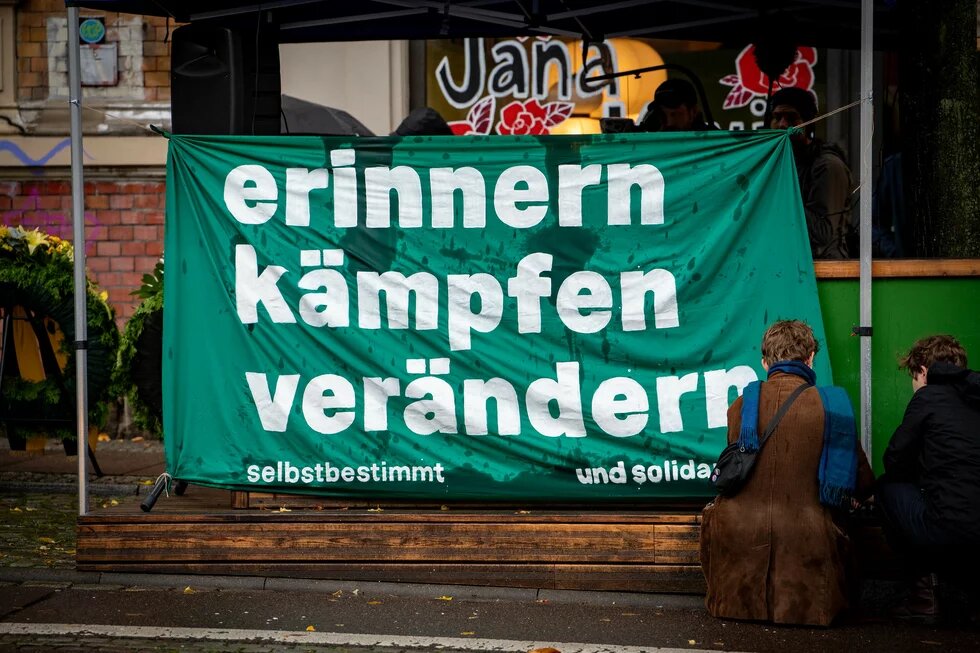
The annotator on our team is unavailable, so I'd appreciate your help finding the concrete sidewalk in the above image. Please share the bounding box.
[0,436,165,495]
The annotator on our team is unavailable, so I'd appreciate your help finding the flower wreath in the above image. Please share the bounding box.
[0,226,118,439]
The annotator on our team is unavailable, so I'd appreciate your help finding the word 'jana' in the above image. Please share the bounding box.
[223,150,666,229]
[237,246,679,351]
[246,361,759,438]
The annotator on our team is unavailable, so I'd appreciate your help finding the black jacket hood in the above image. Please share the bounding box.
[928,361,980,409]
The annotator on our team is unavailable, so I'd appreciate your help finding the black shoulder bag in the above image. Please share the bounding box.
[710,382,812,497]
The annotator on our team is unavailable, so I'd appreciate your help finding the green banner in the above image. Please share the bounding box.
[163,131,829,501]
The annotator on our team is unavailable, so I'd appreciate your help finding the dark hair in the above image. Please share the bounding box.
[761,320,819,365]
[654,78,698,109]
[899,335,968,375]
[769,86,818,122]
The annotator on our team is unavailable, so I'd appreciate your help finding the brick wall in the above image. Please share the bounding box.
[0,179,164,328]
[16,0,173,103]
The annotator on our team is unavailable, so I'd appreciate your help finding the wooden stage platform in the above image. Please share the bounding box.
[76,487,707,592]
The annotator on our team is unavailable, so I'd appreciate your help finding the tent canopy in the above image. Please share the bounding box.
[67,1,897,49]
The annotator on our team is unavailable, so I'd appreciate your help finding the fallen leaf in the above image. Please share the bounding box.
[334,623,344,627]
[367,600,382,605]
[440,505,449,511]
[435,596,453,601]
[306,625,316,632]
[367,506,384,512]
[38,537,56,544]
[109,499,119,506]
[132,436,144,442]
[599,618,611,622]
[11,507,21,512]
[141,480,154,485]
[183,586,196,594]
[331,590,343,598]
[620,612,639,616]
[535,599,550,604]
[515,510,531,514]
[688,640,697,646]
[278,506,291,512]
[97,433,111,442]
[24,507,36,512]
[460,631,475,636]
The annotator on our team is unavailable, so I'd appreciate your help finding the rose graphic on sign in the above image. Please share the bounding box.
[719,44,818,110]
[448,96,497,135]
[449,97,574,136]
[495,99,574,135]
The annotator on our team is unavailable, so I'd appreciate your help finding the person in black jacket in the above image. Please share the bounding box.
[769,87,854,260]
[877,334,980,622]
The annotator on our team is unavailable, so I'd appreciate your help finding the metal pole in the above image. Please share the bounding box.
[67,5,90,516]
[859,0,874,460]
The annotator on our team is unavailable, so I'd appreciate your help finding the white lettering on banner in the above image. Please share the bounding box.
[235,245,295,323]
[575,460,713,485]
[224,164,278,224]
[243,363,759,439]
[233,248,679,352]
[222,157,665,229]
[357,271,440,331]
[246,460,447,484]
[245,372,299,432]
[302,374,356,435]
[447,273,504,351]
[285,168,328,227]
[703,366,758,428]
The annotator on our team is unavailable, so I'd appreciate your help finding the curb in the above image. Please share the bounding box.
[0,567,705,609]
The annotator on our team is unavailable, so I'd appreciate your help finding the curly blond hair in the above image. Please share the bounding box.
[761,320,819,365]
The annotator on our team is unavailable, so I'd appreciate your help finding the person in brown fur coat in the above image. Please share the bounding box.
[700,320,874,626]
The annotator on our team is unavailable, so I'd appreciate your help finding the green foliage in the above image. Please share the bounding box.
[112,289,164,438]
[132,258,164,300]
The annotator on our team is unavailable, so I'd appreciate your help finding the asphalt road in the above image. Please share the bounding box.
[2,581,980,653]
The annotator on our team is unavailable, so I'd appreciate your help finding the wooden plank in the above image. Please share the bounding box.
[815,259,980,279]
[653,524,701,565]
[72,561,705,593]
[237,491,708,514]
[77,521,682,564]
[80,510,702,525]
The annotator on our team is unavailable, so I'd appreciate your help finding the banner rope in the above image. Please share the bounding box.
[72,101,162,135]
[790,97,871,197]
[154,472,173,498]
[797,98,865,129]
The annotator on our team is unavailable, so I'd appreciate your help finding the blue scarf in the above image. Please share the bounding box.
[739,360,857,508]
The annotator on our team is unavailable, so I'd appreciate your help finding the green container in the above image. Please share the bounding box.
[818,276,980,475]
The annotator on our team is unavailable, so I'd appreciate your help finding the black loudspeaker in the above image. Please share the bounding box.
[171,22,281,135]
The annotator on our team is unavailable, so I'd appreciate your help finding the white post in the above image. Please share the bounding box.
[859,0,874,460]
[67,5,90,516]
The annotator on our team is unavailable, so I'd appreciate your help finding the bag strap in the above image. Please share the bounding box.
[758,382,812,447]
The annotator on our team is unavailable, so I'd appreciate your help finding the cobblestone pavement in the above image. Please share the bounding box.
[0,491,129,569]
[0,635,450,652]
